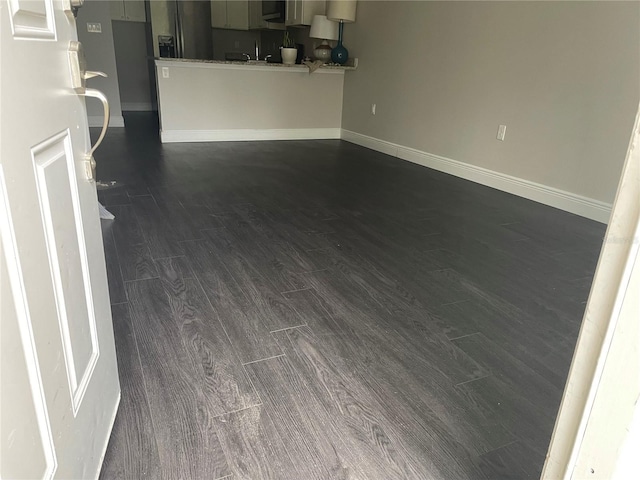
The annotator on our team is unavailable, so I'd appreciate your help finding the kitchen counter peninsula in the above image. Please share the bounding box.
[155,58,354,143]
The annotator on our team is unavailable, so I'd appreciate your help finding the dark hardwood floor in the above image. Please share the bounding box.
[97,113,605,479]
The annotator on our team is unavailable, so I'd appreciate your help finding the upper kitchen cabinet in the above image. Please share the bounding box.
[285,0,325,27]
[248,0,262,29]
[211,0,249,30]
[110,0,146,22]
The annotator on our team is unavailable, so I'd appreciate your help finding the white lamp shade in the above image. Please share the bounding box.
[326,0,357,23]
[309,15,339,41]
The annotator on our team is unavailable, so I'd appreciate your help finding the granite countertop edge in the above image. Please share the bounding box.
[154,57,356,70]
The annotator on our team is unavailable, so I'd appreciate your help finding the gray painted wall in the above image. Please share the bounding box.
[112,20,154,111]
[341,1,640,204]
[76,0,123,125]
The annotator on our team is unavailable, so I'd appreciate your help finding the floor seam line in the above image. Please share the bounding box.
[152,254,188,261]
[242,354,285,366]
[440,299,472,307]
[480,440,518,457]
[455,373,492,387]
[211,403,264,419]
[280,287,313,295]
[269,324,308,333]
[449,331,481,341]
[123,276,160,284]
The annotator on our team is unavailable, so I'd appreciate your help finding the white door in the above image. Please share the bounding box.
[0,1,120,479]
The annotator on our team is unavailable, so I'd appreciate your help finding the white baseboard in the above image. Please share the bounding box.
[341,129,612,224]
[88,115,125,128]
[161,128,341,143]
[121,102,153,112]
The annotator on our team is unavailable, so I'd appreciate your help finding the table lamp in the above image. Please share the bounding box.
[309,15,339,63]
[326,0,357,65]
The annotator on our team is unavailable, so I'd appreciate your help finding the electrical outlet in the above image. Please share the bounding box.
[234,40,240,48]
[371,104,376,115]
[497,124,507,141]
[87,22,102,33]
[162,67,169,78]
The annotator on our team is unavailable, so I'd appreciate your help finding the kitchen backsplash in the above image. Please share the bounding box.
[211,28,261,61]
[211,26,319,62]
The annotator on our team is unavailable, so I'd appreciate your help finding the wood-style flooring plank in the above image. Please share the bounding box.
[130,195,185,258]
[296,265,490,386]
[273,326,484,479]
[98,190,131,207]
[181,238,282,363]
[99,304,161,480]
[476,441,546,480]
[199,228,306,332]
[213,405,298,480]
[213,214,322,292]
[243,354,356,480]
[118,243,158,282]
[154,256,261,416]
[455,372,557,457]
[126,279,231,479]
[154,255,194,281]
[452,333,562,422]
[100,221,126,304]
[108,205,145,246]
[437,298,574,389]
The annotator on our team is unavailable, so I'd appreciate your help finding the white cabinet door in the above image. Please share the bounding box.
[211,0,227,28]
[212,0,249,30]
[285,0,298,25]
[0,1,120,479]
[111,0,146,22]
[109,0,126,20]
[124,0,146,22]
[286,0,325,26]
[249,0,264,29]
[226,0,249,30]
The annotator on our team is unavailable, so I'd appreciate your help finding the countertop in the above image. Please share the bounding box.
[154,57,357,74]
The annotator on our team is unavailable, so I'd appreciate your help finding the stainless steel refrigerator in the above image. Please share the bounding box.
[150,0,213,60]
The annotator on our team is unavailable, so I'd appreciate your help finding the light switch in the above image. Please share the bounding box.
[497,124,507,141]
[87,22,101,33]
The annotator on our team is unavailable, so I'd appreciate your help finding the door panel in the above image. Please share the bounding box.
[32,130,99,411]
[7,0,55,39]
[0,168,56,480]
[1,0,121,478]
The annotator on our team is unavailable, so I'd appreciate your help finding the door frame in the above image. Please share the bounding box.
[542,103,640,478]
